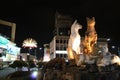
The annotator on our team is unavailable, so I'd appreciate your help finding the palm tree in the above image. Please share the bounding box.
[22,38,38,71]
[22,38,37,54]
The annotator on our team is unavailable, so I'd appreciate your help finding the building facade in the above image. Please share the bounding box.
[0,35,20,61]
[53,12,73,36]
[50,36,69,60]
[44,12,109,61]
[17,53,35,61]
[0,19,20,62]
[49,36,109,60]
[43,44,50,62]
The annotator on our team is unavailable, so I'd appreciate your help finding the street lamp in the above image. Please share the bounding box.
[107,38,111,41]
[112,45,115,49]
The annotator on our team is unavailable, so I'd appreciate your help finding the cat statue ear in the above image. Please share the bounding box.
[73,20,77,25]
[71,20,77,29]
[86,17,89,21]
[86,17,95,21]
[92,17,95,20]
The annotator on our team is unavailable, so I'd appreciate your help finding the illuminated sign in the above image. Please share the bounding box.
[0,35,9,45]
[6,45,20,55]
[0,35,20,55]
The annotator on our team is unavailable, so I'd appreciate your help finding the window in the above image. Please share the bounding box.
[60,39,62,43]
[64,46,66,50]
[63,40,66,43]
[64,54,67,58]
[56,40,59,43]
[56,46,59,50]
[60,54,63,57]
[56,54,59,58]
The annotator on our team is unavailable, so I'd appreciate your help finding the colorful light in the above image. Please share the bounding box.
[31,71,38,79]
[0,35,9,45]
[22,38,37,48]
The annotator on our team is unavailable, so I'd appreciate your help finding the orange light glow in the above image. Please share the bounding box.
[83,17,97,54]
[67,47,74,59]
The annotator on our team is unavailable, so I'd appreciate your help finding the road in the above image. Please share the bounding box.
[0,67,16,79]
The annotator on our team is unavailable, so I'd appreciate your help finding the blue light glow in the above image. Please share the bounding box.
[0,35,9,45]
[30,71,38,79]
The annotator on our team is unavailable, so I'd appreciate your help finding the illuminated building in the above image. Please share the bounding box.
[48,13,109,62]
[0,35,20,61]
[49,36,108,60]
[43,44,50,62]
[53,12,73,36]
[0,19,16,42]
[50,36,69,60]
[0,19,20,61]
[49,12,73,61]
[17,53,35,61]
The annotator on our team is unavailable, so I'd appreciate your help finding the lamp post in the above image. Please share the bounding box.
[117,47,120,56]
[34,48,37,59]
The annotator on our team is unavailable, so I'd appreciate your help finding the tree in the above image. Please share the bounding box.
[22,38,37,59]
[9,60,28,71]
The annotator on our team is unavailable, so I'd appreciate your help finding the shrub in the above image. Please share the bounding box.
[27,60,36,68]
[9,60,28,69]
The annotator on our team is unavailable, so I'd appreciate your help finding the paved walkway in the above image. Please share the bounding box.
[0,67,16,78]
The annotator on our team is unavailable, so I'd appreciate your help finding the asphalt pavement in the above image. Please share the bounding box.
[0,67,16,78]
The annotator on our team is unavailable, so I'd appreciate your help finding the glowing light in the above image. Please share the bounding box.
[43,54,50,62]
[31,71,38,79]
[67,47,74,59]
[67,20,82,60]
[22,38,37,48]
[72,35,81,54]
[112,46,115,49]
[22,58,25,61]
[83,17,97,54]
[107,38,110,41]
[0,35,9,45]
[56,50,67,54]
[39,47,42,50]
[111,55,120,65]
[2,56,6,60]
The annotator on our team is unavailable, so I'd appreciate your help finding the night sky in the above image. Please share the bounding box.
[0,0,120,48]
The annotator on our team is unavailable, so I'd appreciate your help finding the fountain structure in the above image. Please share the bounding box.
[67,17,120,68]
[42,17,120,80]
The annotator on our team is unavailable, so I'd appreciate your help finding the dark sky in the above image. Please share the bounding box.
[0,0,120,48]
